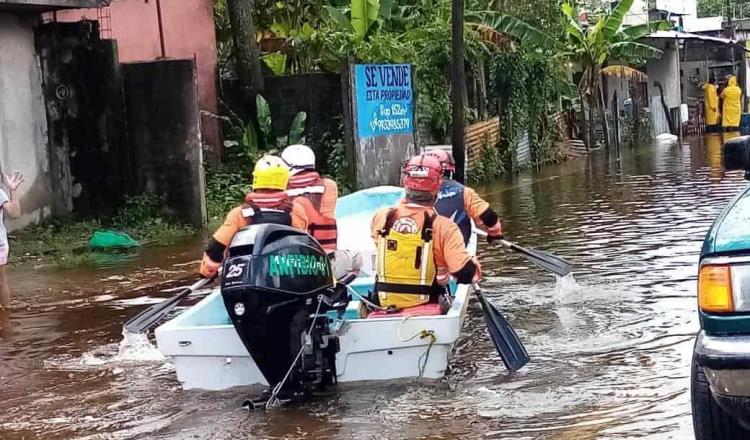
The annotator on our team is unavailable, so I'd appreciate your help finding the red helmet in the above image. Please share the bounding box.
[424,149,456,173]
[402,154,442,193]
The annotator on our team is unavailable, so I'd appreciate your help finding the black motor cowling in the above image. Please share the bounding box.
[221,224,340,398]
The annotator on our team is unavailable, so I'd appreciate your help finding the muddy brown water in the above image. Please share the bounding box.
[1,135,748,439]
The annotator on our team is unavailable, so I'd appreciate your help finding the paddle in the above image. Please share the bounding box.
[124,277,214,333]
[473,283,530,372]
[475,230,571,277]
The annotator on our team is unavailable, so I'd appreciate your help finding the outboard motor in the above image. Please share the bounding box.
[220,224,347,408]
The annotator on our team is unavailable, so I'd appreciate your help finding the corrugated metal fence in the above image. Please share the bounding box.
[515,131,531,168]
[465,116,500,169]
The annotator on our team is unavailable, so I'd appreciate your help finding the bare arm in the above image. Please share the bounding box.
[3,193,21,218]
[2,172,24,218]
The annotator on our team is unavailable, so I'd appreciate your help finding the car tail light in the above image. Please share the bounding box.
[699,265,733,312]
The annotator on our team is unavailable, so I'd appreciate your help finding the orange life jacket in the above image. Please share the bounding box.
[287,172,338,251]
[241,191,293,226]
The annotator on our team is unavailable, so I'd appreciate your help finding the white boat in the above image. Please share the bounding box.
[155,186,477,391]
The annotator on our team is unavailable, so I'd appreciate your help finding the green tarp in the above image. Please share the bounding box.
[88,230,139,249]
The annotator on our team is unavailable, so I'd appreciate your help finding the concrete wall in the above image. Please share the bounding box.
[55,0,219,155]
[647,39,682,110]
[0,13,54,232]
[36,21,130,217]
[122,59,206,227]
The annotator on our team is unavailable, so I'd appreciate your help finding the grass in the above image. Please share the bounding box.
[8,194,201,269]
[7,166,285,270]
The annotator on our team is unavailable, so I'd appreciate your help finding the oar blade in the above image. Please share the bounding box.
[523,248,571,277]
[478,293,530,372]
[123,288,191,333]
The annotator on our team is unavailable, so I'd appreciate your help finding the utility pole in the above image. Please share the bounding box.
[451,0,466,183]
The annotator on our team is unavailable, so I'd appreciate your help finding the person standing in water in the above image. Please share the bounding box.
[703,76,720,133]
[721,75,742,132]
[0,171,25,310]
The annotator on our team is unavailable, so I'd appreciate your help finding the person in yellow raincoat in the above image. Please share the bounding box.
[721,75,742,131]
[703,77,719,132]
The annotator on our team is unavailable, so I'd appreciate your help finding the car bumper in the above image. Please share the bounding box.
[695,332,750,422]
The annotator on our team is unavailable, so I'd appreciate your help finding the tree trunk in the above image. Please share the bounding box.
[451,0,466,183]
[227,0,264,103]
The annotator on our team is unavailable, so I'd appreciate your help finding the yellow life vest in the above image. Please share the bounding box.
[376,210,437,309]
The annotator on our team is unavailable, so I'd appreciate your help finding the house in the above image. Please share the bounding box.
[52,0,220,157]
[0,0,208,232]
[603,0,745,136]
[0,0,108,231]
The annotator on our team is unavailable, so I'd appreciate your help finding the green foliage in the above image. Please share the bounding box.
[490,49,565,170]
[256,95,273,141]
[485,0,565,36]
[469,137,507,184]
[288,112,308,145]
[321,130,354,194]
[489,2,670,97]
[406,4,488,140]
[221,95,307,172]
[623,108,653,148]
[9,194,197,269]
[205,167,250,223]
[113,193,161,228]
[351,0,381,40]
[696,0,750,18]
[262,53,288,75]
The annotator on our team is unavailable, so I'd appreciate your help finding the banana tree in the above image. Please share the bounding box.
[485,0,672,147]
[325,0,382,41]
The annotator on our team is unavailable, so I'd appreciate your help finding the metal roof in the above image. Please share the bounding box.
[0,0,108,13]
[647,30,744,46]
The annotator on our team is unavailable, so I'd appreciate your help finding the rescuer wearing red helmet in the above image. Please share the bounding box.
[424,148,503,245]
[370,154,481,311]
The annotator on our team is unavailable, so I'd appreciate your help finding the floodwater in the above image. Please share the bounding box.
[1,134,748,439]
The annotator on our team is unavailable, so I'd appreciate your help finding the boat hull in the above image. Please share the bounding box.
[156,282,471,390]
[155,186,476,391]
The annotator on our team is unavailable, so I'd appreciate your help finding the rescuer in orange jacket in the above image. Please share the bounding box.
[282,144,339,251]
[370,154,481,310]
[199,155,309,278]
[424,149,503,245]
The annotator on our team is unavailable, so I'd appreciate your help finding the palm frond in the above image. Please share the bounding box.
[616,20,674,41]
[602,65,648,82]
[602,0,634,39]
[489,15,559,49]
[469,23,516,51]
[609,41,662,60]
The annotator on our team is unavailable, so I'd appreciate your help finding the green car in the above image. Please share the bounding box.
[693,136,750,439]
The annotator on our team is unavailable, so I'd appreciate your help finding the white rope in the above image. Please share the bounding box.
[396,316,437,379]
[345,284,387,311]
[265,298,323,409]
[397,316,424,342]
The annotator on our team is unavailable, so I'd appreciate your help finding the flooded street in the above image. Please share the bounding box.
[1,135,748,439]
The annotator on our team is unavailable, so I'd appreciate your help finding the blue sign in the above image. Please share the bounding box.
[354,64,414,139]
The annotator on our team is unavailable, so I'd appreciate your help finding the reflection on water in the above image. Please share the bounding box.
[0,136,748,439]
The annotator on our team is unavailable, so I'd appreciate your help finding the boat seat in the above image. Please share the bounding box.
[367,303,444,319]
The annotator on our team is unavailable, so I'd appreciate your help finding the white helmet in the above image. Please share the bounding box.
[282,144,316,171]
